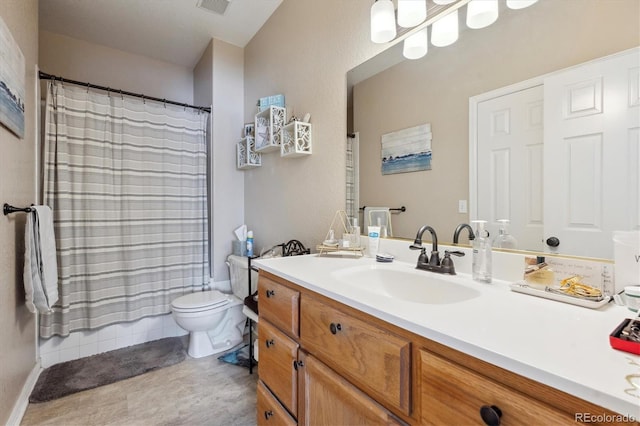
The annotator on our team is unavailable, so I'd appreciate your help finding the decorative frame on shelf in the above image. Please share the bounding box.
[236,136,261,169]
[254,105,286,153]
[281,121,312,157]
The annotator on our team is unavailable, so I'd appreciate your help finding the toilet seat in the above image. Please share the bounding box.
[172,290,230,313]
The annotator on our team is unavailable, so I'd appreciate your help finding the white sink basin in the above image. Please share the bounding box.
[331,263,481,305]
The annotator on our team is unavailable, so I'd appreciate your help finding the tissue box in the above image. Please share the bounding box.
[232,240,246,257]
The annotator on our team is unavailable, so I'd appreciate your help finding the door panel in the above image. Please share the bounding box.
[544,49,640,258]
[477,85,544,250]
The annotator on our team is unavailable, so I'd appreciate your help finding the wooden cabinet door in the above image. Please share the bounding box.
[257,381,297,426]
[419,349,574,425]
[259,320,299,418]
[298,352,405,426]
[300,294,411,416]
[259,274,300,338]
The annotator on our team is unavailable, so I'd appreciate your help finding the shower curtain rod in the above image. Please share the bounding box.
[38,71,211,113]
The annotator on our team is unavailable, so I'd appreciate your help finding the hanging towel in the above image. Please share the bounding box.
[23,206,59,313]
[364,207,393,238]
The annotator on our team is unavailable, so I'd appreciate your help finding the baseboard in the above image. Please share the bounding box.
[6,361,42,426]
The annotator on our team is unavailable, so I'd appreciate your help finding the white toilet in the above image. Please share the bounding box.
[171,290,246,358]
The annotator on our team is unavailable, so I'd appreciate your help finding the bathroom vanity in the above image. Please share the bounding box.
[254,254,639,425]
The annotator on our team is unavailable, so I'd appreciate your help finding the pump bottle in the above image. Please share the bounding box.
[471,220,492,283]
[493,219,518,249]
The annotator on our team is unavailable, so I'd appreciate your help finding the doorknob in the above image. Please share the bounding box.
[546,236,560,247]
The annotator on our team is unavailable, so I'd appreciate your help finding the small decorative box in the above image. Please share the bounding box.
[609,318,640,355]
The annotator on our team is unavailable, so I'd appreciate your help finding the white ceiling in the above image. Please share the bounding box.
[39,0,283,68]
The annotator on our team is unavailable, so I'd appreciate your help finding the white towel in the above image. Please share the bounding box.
[23,206,59,313]
[364,207,393,238]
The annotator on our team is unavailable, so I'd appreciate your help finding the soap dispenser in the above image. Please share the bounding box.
[471,220,492,283]
[493,219,518,249]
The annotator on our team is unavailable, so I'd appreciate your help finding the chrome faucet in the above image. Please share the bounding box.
[410,225,464,274]
[453,223,475,244]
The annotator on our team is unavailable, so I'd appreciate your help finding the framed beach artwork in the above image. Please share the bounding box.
[381,123,432,175]
[0,15,25,139]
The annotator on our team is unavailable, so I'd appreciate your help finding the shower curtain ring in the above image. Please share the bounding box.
[119,89,123,100]
[86,82,90,93]
[142,95,145,104]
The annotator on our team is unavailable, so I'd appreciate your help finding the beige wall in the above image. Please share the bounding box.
[244,0,384,250]
[39,31,194,104]
[354,0,640,241]
[209,39,245,283]
[0,0,38,423]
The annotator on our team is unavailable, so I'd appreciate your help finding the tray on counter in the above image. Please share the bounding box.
[509,282,610,309]
[609,318,640,355]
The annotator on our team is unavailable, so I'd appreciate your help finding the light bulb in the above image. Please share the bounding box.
[398,0,427,28]
[370,0,396,44]
[403,28,428,60]
[506,0,538,9]
[431,9,458,47]
[466,0,498,29]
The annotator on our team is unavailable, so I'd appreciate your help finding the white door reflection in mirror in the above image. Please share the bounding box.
[544,49,640,259]
[476,85,544,252]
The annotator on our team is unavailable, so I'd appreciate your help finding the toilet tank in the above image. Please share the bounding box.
[227,255,258,299]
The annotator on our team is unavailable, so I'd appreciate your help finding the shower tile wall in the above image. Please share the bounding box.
[39,314,187,368]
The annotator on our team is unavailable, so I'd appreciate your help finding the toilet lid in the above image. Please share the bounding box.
[172,290,230,310]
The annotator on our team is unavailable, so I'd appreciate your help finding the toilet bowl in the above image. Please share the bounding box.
[171,290,245,358]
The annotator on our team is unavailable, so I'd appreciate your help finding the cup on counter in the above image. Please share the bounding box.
[620,286,640,312]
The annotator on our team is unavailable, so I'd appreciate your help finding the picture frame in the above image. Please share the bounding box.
[381,123,432,175]
[0,16,25,139]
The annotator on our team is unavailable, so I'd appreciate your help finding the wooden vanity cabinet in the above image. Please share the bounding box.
[257,381,296,426]
[259,320,299,417]
[257,270,627,426]
[298,351,405,426]
[259,274,300,338]
[300,294,411,416]
[419,349,571,425]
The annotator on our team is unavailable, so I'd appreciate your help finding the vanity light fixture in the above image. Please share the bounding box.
[431,9,459,47]
[403,28,429,60]
[370,0,396,43]
[506,0,539,9]
[398,0,427,28]
[466,0,498,29]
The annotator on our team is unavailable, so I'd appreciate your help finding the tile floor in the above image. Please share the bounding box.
[21,350,258,426]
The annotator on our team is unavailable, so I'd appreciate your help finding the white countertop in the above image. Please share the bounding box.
[254,253,640,417]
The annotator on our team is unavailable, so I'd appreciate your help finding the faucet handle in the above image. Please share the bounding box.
[441,250,464,274]
[418,247,429,264]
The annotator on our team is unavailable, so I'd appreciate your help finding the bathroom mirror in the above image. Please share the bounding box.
[347,0,639,259]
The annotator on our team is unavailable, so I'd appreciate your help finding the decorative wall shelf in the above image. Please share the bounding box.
[281,121,312,157]
[254,105,286,153]
[237,136,261,169]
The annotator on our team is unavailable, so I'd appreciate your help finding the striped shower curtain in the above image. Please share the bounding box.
[41,81,209,338]
[346,134,359,222]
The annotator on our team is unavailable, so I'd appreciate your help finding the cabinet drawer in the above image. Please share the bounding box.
[259,274,300,338]
[257,380,297,426]
[300,295,411,416]
[419,349,573,425]
[299,352,406,426]
[259,320,299,418]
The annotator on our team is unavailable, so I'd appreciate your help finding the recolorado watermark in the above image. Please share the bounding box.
[575,412,638,423]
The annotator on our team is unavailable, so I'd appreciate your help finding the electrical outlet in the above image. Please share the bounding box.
[458,200,468,214]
